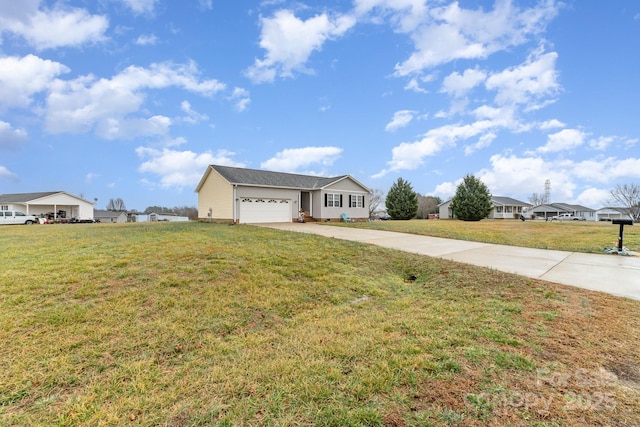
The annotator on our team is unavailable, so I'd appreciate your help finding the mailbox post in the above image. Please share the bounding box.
[612,218,633,252]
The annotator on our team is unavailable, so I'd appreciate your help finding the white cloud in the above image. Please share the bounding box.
[375,119,499,177]
[476,154,573,200]
[354,0,428,33]
[385,110,415,131]
[0,165,19,181]
[464,132,496,155]
[0,55,69,110]
[96,115,172,139]
[0,1,108,50]
[404,73,436,93]
[574,187,611,209]
[537,128,586,153]
[179,101,209,124]
[571,157,640,182]
[609,157,640,178]
[391,0,559,75]
[45,61,225,138]
[119,0,158,15]
[432,180,459,200]
[228,87,251,112]
[404,77,428,93]
[589,136,614,151]
[261,146,343,172]
[539,118,565,130]
[85,172,100,184]
[245,10,356,83]
[137,147,244,188]
[135,34,158,45]
[486,49,559,106]
[199,0,213,10]
[0,121,28,150]
[441,67,486,98]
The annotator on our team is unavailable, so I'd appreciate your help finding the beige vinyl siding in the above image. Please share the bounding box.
[198,168,233,220]
[319,180,369,220]
[325,178,366,192]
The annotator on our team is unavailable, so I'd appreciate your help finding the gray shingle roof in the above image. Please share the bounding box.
[550,202,594,212]
[0,192,62,203]
[93,209,126,218]
[491,196,531,206]
[210,165,348,190]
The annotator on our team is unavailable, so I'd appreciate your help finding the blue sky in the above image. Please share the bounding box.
[1,0,639,211]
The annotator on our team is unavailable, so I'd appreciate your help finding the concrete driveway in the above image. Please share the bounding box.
[257,222,640,301]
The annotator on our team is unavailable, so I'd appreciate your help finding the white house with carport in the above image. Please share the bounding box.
[596,207,633,221]
[195,165,371,223]
[438,196,531,220]
[0,192,94,221]
[524,203,596,220]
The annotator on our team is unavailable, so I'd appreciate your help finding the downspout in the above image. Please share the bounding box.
[233,185,237,223]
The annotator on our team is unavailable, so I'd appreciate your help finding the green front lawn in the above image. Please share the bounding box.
[1,222,638,426]
[334,218,639,253]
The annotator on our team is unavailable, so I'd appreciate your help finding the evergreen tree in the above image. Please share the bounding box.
[385,178,418,220]
[450,174,492,221]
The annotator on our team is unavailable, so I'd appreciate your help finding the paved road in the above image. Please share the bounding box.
[258,222,640,301]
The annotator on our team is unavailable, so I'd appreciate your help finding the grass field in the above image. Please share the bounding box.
[1,222,639,426]
[332,218,640,254]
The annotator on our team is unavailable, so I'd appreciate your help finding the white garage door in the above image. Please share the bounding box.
[240,198,291,223]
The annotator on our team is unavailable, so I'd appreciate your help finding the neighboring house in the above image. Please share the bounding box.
[438,196,531,220]
[596,207,633,221]
[0,191,94,221]
[488,197,532,219]
[195,165,371,223]
[525,203,596,221]
[135,213,189,222]
[94,210,128,223]
[550,203,596,221]
[438,200,453,219]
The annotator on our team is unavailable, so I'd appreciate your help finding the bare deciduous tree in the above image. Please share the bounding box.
[106,198,127,211]
[368,189,384,218]
[417,195,442,219]
[610,183,640,221]
[529,193,546,206]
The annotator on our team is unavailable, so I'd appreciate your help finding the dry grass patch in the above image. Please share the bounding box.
[0,222,638,426]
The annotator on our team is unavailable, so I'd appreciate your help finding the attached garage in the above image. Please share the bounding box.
[239,198,291,223]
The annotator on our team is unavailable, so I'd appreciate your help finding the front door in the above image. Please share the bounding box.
[300,192,311,215]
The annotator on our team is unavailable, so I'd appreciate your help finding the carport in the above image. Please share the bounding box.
[0,192,95,222]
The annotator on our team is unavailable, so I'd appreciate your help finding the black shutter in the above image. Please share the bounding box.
[325,193,328,207]
[340,194,343,207]
[348,195,352,207]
